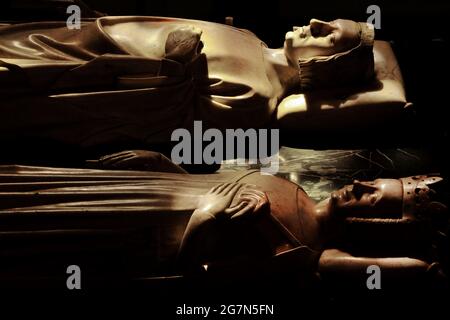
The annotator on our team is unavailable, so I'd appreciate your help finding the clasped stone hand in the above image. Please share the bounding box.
[196,182,269,220]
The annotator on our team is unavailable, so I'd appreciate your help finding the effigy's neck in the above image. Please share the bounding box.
[263,47,300,96]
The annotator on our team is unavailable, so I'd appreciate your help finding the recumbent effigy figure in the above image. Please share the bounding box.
[0,160,447,291]
[0,16,405,164]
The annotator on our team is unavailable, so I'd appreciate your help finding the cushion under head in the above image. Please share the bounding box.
[277,41,409,133]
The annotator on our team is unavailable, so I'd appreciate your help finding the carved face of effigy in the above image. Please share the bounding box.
[284,18,361,63]
[330,179,403,218]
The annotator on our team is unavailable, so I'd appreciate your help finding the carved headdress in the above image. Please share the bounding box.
[298,22,375,90]
[400,175,446,220]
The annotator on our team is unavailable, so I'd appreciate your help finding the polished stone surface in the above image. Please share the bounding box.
[220,147,442,201]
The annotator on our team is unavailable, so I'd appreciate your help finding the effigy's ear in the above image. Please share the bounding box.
[165,26,203,64]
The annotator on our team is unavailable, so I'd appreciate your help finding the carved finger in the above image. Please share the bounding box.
[101,152,132,162]
[216,182,232,194]
[100,150,132,161]
[223,183,242,196]
[237,195,258,207]
[102,154,135,166]
[241,188,265,198]
[209,183,225,194]
[114,155,140,167]
[242,184,258,189]
[103,154,135,166]
[239,192,261,203]
[239,188,263,195]
[224,201,248,215]
[240,192,269,212]
[221,182,236,194]
[230,202,256,219]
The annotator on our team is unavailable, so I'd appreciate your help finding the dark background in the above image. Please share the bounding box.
[2,0,449,44]
[87,0,450,46]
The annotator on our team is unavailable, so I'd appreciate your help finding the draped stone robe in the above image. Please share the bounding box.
[0,166,318,284]
[0,17,280,151]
